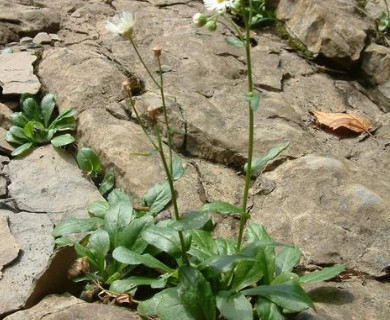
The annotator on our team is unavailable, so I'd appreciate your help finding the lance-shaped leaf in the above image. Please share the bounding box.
[52,217,103,237]
[300,264,345,284]
[142,225,183,257]
[178,265,216,320]
[225,36,244,48]
[40,93,56,127]
[142,182,171,215]
[244,142,289,176]
[216,291,252,320]
[256,299,284,320]
[171,212,211,231]
[275,246,301,275]
[201,201,242,215]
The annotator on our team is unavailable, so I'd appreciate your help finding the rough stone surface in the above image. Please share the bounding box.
[4,293,142,320]
[0,0,390,318]
[0,127,13,155]
[32,32,52,44]
[294,280,390,319]
[361,43,390,85]
[0,102,13,129]
[276,0,371,67]
[0,51,40,95]
[0,215,19,272]
[7,145,103,224]
[0,210,53,317]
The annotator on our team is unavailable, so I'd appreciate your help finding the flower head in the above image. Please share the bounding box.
[193,13,208,27]
[203,0,233,13]
[106,11,135,40]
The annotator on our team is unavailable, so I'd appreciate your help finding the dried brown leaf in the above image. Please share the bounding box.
[312,111,371,134]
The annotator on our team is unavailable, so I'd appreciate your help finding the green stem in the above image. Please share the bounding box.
[237,1,255,251]
[130,38,161,89]
[157,57,174,175]
[155,127,189,265]
[124,87,158,150]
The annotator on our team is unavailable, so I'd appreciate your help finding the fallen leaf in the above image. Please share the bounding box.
[312,111,371,134]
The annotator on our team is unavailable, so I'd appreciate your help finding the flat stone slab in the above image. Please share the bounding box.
[4,293,142,320]
[0,215,19,273]
[7,145,103,224]
[0,52,40,95]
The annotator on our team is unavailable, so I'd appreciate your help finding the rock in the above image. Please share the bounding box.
[0,103,13,129]
[0,51,40,95]
[32,32,52,44]
[7,145,103,224]
[0,6,61,38]
[19,36,33,44]
[49,33,60,42]
[0,215,20,272]
[275,0,370,67]
[252,155,390,276]
[0,210,53,317]
[4,293,142,320]
[0,24,18,45]
[38,46,129,113]
[0,174,7,196]
[0,127,14,155]
[361,44,390,85]
[294,280,390,319]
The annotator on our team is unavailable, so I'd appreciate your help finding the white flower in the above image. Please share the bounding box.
[203,0,233,12]
[106,11,135,40]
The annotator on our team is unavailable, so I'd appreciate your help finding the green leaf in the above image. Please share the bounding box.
[200,201,242,215]
[40,93,56,127]
[49,108,77,131]
[52,217,103,237]
[110,276,156,293]
[244,142,289,176]
[6,131,27,145]
[178,265,216,320]
[10,142,34,157]
[8,126,30,142]
[117,214,153,253]
[107,188,131,204]
[88,229,110,273]
[104,200,133,248]
[142,182,171,215]
[172,156,185,180]
[215,237,236,255]
[88,200,109,218]
[225,36,244,48]
[138,288,194,320]
[244,92,261,112]
[216,291,253,320]
[74,242,100,272]
[200,254,249,277]
[300,264,345,284]
[272,271,299,285]
[230,252,265,291]
[142,225,183,257]
[246,223,273,243]
[77,147,101,175]
[98,170,115,195]
[113,246,174,273]
[256,299,284,320]
[10,112,28,127]
[275,246,301,275]
[242,280,314,312]
[188,230,217,261]
[24,121,49,144]
[171,212,211,231]
[51,133,75,147]
[22,97,42,122]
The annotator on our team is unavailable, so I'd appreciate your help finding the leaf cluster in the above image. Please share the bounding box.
[53,183,344,320]
[6,93,76,156]
[77,148,115,196]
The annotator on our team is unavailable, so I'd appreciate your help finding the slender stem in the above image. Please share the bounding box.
[156,56,174,175]
[124,87,158,150]
[155,127,189,265]
[237,0,255,251]
[130,38,161,89]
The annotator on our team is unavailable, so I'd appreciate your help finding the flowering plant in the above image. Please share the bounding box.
[53,1,344,319]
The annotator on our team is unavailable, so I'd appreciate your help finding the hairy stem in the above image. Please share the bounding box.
[237,0,255,251]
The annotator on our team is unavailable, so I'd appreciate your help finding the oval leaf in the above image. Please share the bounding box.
[40,93,56,127]
[51,133,75,147]
[201,201,242,215]
[52,217,103,237]
[77,147,101,175]
[171,212,211,231]
[300,264,345,284]
[216,291,252,320]
[10,142,34,157]
[225,36,244,48]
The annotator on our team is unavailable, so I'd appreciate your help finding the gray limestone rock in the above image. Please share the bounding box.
[32,32,52,44]
[0,127,14,155]
[7,145,103,224]
[4,293,142,320]
[0,51,40,95]
[276,0,371,67]
[361,43,390,85]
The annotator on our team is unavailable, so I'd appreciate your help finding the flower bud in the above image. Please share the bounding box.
[153,45,162,59]
[193,13,208,27]
[230,0,242,14]
[206,20,217,32]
